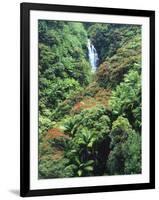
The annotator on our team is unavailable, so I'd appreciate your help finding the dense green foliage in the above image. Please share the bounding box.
[107,116,141,174]
[38,20,141,178]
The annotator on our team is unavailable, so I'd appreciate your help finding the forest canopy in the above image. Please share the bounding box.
[38,20,141,178]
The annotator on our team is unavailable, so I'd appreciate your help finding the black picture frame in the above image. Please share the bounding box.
[20,2,155,197]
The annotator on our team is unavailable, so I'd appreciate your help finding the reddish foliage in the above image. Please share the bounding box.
[94,88,111,107]
[52,149,64,160]
[72,101,85,112]
[71,98,97,114]
[82,98,97,109]
[71,89,111,114]
[46,128,69,140]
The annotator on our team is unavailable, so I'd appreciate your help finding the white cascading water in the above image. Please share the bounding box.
[87,39,99,72]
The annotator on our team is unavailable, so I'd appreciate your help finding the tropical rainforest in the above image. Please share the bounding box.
[38,20,142,179]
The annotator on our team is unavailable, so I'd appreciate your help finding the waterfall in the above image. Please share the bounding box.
[87,39,99,72]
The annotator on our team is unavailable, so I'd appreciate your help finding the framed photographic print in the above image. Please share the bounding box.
[20,2,155,197]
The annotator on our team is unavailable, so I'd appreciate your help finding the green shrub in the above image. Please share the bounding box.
[39,158,73,178]
[109,70,141,131]
[107,116,141,175]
